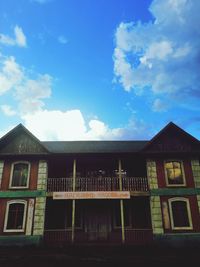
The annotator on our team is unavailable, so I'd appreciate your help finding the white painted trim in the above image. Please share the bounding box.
[0,160,4,189]
[164,160,186,187]
[26,199,35,235]
[3,200,27,232]
[168,197,193,230]
[9,161,31,189]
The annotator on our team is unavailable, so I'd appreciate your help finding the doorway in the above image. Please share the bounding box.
[84,201,111,242]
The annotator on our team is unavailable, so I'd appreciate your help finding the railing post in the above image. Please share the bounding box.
[119,159,125,244]
[72,159,76,244]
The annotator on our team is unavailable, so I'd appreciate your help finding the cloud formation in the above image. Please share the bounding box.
[31,0,51,4]
[0,56,52,114]
[0,105,16,116]
[0,55,149,141]
[0,25,26,47]
[113,0,200,109]
[58,35,68,44]
[152,98,168,112]
[22,109,149,141]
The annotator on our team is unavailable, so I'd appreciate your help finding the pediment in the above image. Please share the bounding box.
[143,122,200,153]
[0,124,48,154]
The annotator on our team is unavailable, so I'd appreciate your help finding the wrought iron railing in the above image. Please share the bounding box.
[47,176,149,192]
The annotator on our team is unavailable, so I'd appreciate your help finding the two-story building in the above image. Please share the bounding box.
[0,122,200,246]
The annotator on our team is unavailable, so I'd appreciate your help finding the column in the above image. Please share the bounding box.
[71,159,76,243]
[150,196,164,234]
[119,159,125,244]
[33,160,48,236]
[147,160,158,189]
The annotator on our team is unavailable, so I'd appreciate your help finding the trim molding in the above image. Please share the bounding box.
[151,188,200,196]
[9,161,31,189]
[168,197,193,230]
[3,200,27,233]
[0,190,46,198]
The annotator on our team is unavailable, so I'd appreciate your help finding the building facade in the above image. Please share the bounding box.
[0,122,200,246]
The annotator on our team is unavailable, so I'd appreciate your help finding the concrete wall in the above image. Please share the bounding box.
[147,160,158,189]
[150,196,164,234]
[33,160,48,236]
[33,197,46,235]
[37,160,48,190]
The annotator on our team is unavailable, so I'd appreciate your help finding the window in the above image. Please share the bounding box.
[168,198,193,230]
[10,162,30,188]
[164,161,185,186]
[4,200,27,232]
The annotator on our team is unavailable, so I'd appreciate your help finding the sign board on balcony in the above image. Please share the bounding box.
[53,191,130,200]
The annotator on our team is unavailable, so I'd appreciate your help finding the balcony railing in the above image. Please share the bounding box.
[47,177,148,192]
[44,229,153,246]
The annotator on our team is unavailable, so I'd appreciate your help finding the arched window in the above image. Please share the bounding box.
[168,198,193,230]
[10,162,30,188]
[4,200,27,232]
[164,161,185,186]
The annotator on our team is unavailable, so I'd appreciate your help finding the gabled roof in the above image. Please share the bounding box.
[0,122,199,155]
[42,140,148,154]
[0,124,49,155]
[0,124,148,154]
[142,122,200,153]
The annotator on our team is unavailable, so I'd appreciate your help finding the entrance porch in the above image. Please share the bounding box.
[44,198,153,246]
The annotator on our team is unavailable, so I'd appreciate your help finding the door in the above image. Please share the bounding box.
[85,201,110,242]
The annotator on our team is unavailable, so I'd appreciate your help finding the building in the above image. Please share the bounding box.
[0,122,200,246]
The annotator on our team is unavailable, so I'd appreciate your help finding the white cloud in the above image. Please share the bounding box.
[0,56,52,114]
[15,74,52,113]
[113,48,134,92]
[14,26,27,47]
[113,0,200,108]
[152,98,168,112]
[22,109,122,141]
[58,35,68,44]
[0,25,26,47]
[31,0,51,4]
[0,55,150,140]
[0,34,15,46]
[22,109,86,140]
[1,105,16,116]
[0,56,24,95]
[21,109,149,141]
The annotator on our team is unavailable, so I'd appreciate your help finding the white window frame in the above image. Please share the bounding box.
[168,197,193,230]
[9,161,30,189]
[164,160,186,187]
[3,200,27,232]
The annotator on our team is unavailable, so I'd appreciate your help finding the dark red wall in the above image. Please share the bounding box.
[160,195,200,233]
[156,159,195,188]
[0,198,32,235]
[1,160,38,190]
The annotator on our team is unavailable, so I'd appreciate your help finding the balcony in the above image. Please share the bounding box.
[47,176,149,192]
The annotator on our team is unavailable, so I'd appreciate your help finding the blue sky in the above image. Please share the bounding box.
[0,0,200,140]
